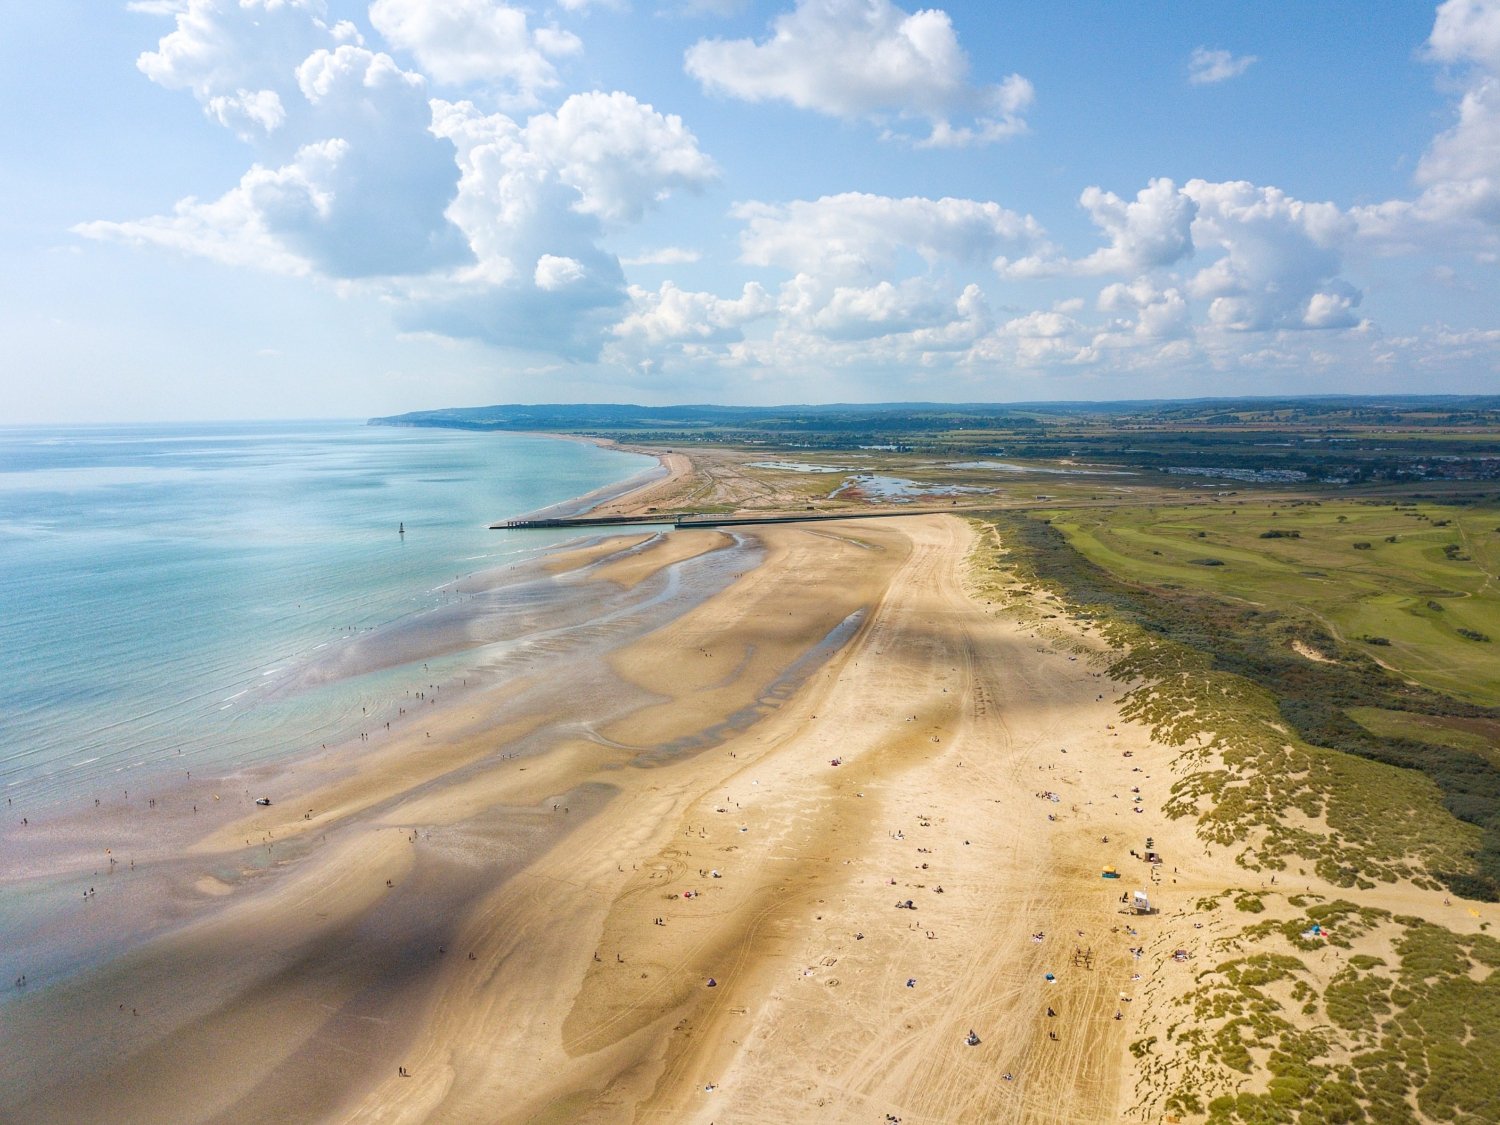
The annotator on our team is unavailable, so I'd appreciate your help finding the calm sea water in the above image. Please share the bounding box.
[0,421,653,808]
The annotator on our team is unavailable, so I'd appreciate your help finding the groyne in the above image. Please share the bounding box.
[491,509,957,531]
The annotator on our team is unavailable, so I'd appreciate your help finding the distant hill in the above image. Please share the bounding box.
[371,395,1500,486]
[370,401,1051,434]
[372,395,1500,436]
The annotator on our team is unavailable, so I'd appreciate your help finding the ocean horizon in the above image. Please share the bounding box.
[0,420,656,810]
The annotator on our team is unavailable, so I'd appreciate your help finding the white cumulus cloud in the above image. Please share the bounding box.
[83,45,471,279]
[1001,178,1197,278]
[369,0,580,102]
[74,140,341,276]
[135,0,339,118]
[796,278,965,341]
[1355,1,1500,252]
[1185,179,1360,331]
[205,88,286,137]
[611,281,773,346]
[685,0,1033,146]
[534,254,588,289]
[522,91,719,225]
[1428,0,1500,68]
[1098,278,1191,339]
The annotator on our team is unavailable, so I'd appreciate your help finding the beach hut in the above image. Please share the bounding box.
[1101,866,1120,879]
[1131,890,1153,914]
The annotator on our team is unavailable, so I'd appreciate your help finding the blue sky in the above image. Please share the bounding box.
[3,0,1498,422]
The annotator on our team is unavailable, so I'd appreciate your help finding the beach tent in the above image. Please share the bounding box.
[1101,866,1120,879]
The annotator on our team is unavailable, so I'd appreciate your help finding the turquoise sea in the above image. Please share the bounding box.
[0,421,654,809]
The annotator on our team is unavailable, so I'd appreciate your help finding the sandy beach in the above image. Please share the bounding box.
[5,448,1486,1124]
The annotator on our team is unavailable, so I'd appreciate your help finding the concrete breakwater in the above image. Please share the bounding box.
[492,509,952,531]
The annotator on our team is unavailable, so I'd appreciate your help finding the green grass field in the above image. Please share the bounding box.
[1040,500,1500,705]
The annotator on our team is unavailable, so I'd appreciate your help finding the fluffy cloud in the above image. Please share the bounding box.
[1355,0,1500,251]
[272,47,472,276]
[1408,5,1500,236]
[86,79,717,354]
[534,254,588,290]
[135,0,354,120]
[1098,278,1191,339]
[999,174,1357,335]
[973,309,1097,368]
[736,192,1042,279]
[1187,47,1257,86]
[84,47,470,278]
[1184,179,1360,331]
[608,273,993,379]
[1428,0,1500,68]
[87,0,1499,390]
[429,92,716,278]
[90,0,721,363]
[685,0,1032,146]
[368,0,580,101]
[389,92,713,356]
[74,146,330,275]
[205,88,286,137]
[1001,178,1196,278]
[522,91,719,225]
[1074,180,1197,274]
[611,281,774,346]
[1417,79,1500,198]
[785,277,958,340]
[392,100,625,353]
